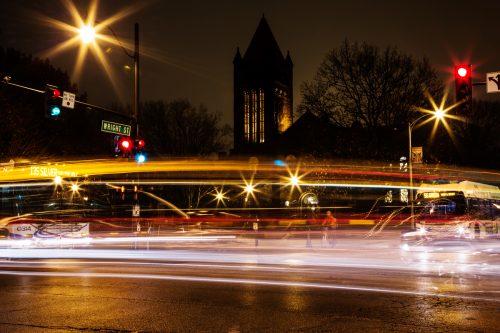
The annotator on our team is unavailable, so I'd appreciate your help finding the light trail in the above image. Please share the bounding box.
[1,248,499,277]
[0,235,236,247]
[2,159,498,185]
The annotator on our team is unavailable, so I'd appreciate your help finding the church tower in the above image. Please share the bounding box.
[233,16,293,154]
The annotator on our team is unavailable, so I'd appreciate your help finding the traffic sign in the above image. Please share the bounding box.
[486,71,500,93]
[101,120,131,136]
[62,91,76,109]
[133,204,140,217]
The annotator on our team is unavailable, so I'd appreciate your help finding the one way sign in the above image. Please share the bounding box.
[486,72,500,93]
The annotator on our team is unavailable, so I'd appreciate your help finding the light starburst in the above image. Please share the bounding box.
[36,0,148,101]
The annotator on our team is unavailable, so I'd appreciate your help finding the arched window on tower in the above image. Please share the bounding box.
[244,91,250,142]
[259,89,265,143]
[274,88,292,133]
[252,90,258,143]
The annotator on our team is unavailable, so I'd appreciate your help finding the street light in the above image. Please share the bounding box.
[78,23,140,137]
[407,109,445,229]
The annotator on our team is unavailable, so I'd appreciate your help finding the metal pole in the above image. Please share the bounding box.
[134,22,140,138]
[408,122,414,229]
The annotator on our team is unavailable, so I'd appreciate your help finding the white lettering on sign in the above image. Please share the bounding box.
[63,91,76,109]
[101,120,131,136]
[30,166,78,178]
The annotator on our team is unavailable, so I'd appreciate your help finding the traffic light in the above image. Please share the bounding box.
[115,136,133,157]
[454,65,472,110]
[114,136,146,161]
[134,139,146,163]
[45,84,62,119]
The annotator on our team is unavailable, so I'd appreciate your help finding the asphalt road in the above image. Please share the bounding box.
[0,231,499,332]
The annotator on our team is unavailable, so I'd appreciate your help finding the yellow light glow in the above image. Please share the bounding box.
[36,0,147,101]
[71,184,80,192]
[435,108,444,120]
[211,187,229,207]
[79,25,96,43]
[245,184,254,193]
[281,164,308,200]
[415,90,465,144]
[54,176,63,185]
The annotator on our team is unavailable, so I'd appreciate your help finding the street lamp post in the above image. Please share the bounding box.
[408,110,444,229]
[133,23,139,138]
[78,22,140,138]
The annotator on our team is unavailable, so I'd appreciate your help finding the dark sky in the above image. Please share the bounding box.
[2,0,500,126]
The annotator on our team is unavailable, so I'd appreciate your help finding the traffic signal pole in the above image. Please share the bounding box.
[134,22,140,138]
[1,76,133,121]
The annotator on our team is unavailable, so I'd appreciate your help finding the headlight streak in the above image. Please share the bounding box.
[0,269,498,304]
[1,248,498,277]
[0,235,236,247]
[0,260,311,273]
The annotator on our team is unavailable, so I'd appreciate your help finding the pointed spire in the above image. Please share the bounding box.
[286,50,293,66]
[233,47,242,64]
[243,16,284,63]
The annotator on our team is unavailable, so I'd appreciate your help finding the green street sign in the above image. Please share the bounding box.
[101,120,131,136]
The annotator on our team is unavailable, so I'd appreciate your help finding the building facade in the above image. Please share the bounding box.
[233,16,293,155]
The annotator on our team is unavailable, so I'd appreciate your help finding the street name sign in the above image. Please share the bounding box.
[486,71,500,93]
[101,120,131,136]
[62,91,76,109]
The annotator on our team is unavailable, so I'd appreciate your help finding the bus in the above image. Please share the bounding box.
[405,181,500,242]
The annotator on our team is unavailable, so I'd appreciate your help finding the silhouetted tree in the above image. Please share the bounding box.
[454,100,500,168]
[0,47,107,160]
[298,40,443,129]
[140,99,231,156]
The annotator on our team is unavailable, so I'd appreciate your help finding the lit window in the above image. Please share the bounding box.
[259,89,265,143]
[252,90,257,143]
[244,91,250,142]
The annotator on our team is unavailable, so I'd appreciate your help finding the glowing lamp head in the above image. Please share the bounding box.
[457,66,468,78]
[435,108,445,120]
[244,184,254,193]
[79,25,96,44]
[137,139,145,148]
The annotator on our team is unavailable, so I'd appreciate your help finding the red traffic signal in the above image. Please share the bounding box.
[119,138,132,150]
[456,66,468,78]
[136,139,145,148]
[454,64,472,107]
[51,88,61,98]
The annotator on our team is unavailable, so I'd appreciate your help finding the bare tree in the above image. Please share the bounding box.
[299,40,443,129]
[140,99,231,156]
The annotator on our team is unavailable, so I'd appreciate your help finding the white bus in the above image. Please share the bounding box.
[410,181,500,239]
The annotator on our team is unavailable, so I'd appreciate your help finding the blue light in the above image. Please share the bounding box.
[274,159,286,167]
[135,153,146,163]
[50,106,61,117]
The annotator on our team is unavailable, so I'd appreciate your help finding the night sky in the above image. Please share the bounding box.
[2,0,500,126]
